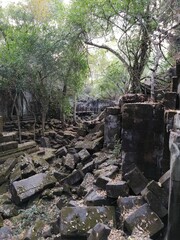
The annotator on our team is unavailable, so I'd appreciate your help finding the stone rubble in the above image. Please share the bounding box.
[0,82,179,239]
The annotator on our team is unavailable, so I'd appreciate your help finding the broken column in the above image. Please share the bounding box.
[163,110,180,173]
[121,103,164,180]
[166,130,180,240]
[104,107,121,149]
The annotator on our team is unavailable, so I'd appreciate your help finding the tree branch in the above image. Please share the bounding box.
[84,40,129,69]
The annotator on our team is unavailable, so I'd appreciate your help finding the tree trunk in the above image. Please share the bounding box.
[41,110,46,137]
[61,81,67,126]
[73,94,77,124]
[22,91,36,141]
[150,44,162,101]
[9,91,22,143]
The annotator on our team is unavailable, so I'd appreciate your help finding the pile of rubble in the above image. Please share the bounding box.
[0,113,170,240]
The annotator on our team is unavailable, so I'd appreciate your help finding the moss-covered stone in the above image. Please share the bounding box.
[60,206,115,238]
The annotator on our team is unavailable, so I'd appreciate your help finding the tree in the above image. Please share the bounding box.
[0,0,88,136]
[69,0,176,93]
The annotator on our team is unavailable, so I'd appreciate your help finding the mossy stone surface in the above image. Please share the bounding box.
[60,206,115,238]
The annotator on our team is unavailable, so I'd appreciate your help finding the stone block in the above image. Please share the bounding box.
[87,223,111,240]
[78,149,91,164]
[55,146,67,157]
[10,173,56,204]
[75,137,104,153]
[146,180,168,208]
[121,151,137,176]
[124,167,148,195]
[124,203,164,237]
[63,154,75,171]
[61,170,84,185]
[0,132,16,143]
[84,189,110,206]
[117,196,145,215]
[95,176,111,190]
[0,141,18,152]
[95,165,119,179]
[119,94,147,107]
[78,173,94,196]
[82,161,95,174]
[40,137,51,148]
[163,92,177,110]
[106,181,129,198]
[60,206,115,238]
[0,158,17,185]
[143,190,167,218]
[121,103,164,180]
[106,107,121,115]
[104,110,121,149]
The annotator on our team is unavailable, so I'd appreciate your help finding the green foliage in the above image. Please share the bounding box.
[0,0,89,123]
[94,61,129,99]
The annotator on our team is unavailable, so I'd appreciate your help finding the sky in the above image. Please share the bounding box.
[0,0,22,7]
[0,0,70,7]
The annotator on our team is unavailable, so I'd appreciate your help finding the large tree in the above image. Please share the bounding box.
[69,0,176,93]
[0,0,88,136]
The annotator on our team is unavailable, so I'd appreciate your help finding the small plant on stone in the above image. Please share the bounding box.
[112,135,121,158]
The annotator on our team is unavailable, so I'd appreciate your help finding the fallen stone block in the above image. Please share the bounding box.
[0,132,17,143]
[78,173,94,196]
[61,170,84,185]
[75,137,104,153]
[31,148,55,163]
[95,176,111,190]
[87,223,111,240]
[0,141,18,152]
[40,137,51,148]
[63,154,75,171]
[55,146,67,158]
[117,196,145,216]
[143,190,167,218]
[106,181,129,198]
[84,189,110,206]
[60,206,115,238]
[82,161,95,174]
[94,165,119,179]
[0,158,17,185]
[93,152,109,168]
[124,167,148,195]
[124,203,164,237]
[146,180,168,208]
[10,173,56,205]
[78,149,91,164]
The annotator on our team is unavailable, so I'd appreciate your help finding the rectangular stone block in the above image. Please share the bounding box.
[163,92,177,110]
[10,173,56,204]
[106,181,129,198]
[95,176,111,190]
[146,180,168,208]
[124,167,148,195]
[124,203,164,237]
[143,190,167,218]
[60,206,115,238]
[0,141,18,152]
[0,132,17,144]
[122,103,164,180]
[117,196,145,215]
[61,170,84,185]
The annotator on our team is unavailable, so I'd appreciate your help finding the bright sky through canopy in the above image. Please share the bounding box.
[0,0,70,7]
